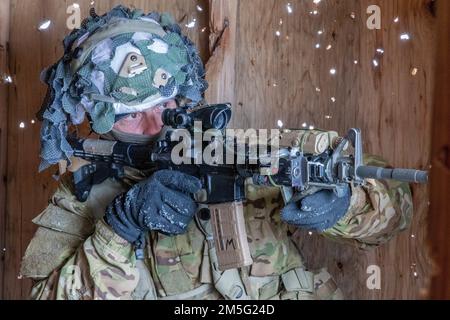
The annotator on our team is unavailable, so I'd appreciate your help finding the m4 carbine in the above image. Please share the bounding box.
[68,104,428,271]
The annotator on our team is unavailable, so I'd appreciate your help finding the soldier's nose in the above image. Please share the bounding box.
[141,107,164,135]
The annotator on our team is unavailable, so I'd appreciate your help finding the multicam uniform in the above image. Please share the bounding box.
[20,155,413,300]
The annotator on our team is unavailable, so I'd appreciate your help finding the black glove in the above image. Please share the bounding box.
[105,170,202,249]
[281,184,351,231]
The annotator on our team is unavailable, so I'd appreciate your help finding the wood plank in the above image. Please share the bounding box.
[235,0,435,299]
[5,0,209,300]
[5,0,47,300]
[428,0,450,300]
[205,0,239,104]
[0,0,11,300]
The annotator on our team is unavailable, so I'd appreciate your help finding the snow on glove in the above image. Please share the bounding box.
[281,184,351,231]
[105,170,202,248]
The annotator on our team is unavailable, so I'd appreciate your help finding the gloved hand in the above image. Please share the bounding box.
[281,184,351,231]
[105,170,202,249]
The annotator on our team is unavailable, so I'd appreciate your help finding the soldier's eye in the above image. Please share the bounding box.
[121,113,141,122]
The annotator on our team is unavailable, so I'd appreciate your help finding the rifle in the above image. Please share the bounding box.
[68,104,428,271]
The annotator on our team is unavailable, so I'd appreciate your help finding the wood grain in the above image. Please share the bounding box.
[3,0,209,300]
[0,0,11,300]
[235,0,436,299]
[428,0,450,300]
[205,0,238,103]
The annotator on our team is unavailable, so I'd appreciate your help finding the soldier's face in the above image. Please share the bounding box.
[113,99,177,136]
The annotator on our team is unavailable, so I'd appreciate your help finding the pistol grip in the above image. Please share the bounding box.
[209,201,253,271]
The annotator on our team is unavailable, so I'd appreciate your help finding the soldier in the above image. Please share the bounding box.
[21,6,413,300]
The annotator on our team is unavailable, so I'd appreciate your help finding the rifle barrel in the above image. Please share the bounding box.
[357,166,428,184]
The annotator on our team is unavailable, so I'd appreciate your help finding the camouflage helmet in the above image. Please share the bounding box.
[37,5,208,171]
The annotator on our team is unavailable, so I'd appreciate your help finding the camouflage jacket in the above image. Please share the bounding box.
[20,156,413,300]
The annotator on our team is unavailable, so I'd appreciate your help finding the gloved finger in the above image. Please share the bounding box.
[126,186,155,227]
[282,194,351,229]
[283,201,348,227]
[281,202,312,224]
[281,202,328,226]
[160,203,194,229]
[153,170,202,194]
[115,193,144,231]
[301,185,351,211]
[300,190,337,212]
[144,210,185,235]
[162,188,198,217]
[105,194,143,243]
[297,205,336,225]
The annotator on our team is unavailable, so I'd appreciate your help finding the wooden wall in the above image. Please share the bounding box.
[1,0,438,299]
[0,0,11,300]
[429,0,450,300]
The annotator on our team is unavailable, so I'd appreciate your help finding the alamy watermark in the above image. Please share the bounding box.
[366,5,381,30]
[366,265,381,290]
[168,122,281,168]
[66,4,81,30]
